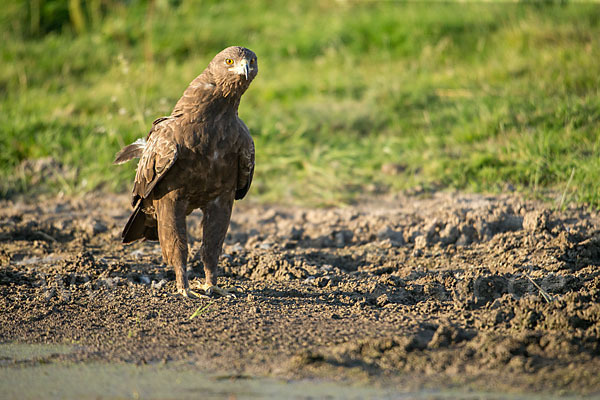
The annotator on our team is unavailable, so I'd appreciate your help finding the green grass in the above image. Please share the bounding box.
[189,301,213,320]
[1,1,599,207]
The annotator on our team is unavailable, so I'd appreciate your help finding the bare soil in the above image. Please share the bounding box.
[1,192,599,396]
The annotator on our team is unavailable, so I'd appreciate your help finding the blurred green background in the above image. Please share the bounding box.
[1,0,599,206]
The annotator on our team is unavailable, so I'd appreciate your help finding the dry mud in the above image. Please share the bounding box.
[1,192,599,396]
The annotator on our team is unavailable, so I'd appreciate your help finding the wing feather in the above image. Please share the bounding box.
[235,136,255,200]
[131,120,179,206]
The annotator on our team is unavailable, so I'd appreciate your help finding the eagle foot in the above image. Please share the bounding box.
[193,282,236,298]
[177,288,208,299]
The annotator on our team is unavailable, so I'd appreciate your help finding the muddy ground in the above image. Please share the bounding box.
[1,191,599,396]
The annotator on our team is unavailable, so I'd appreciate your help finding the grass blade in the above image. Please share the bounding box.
[525,274,553,304]
[189,301,213,320]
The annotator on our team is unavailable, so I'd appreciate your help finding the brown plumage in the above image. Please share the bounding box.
[114,46,257,297]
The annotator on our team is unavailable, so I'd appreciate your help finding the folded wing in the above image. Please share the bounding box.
[235,135,254,200]
[131,120,179,206]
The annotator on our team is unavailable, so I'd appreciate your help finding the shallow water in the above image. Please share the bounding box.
[0,343,580,400]
[0,342,73,361]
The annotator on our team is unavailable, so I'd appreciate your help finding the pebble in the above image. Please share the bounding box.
[231,243,244,253]
[523,210,549,232]
[376,294,389,307]
[151,279,167,290]
[414,235,428,249]
[335,232,346,248]
[377,226,405,246]
[79,218,108,236]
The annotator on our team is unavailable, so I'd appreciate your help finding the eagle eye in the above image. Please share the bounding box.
[225,58,234,65]
[250,58,256,64]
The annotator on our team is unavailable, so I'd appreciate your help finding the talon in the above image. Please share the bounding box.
[192,282,236,298]
[177,288,208,299]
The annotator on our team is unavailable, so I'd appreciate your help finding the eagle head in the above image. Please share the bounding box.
[208,46,258,96]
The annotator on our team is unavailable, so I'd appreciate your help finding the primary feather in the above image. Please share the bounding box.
[113,138,147,165]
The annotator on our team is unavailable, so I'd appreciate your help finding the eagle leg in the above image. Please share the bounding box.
[156,195,193,296]
[193,195,235,297]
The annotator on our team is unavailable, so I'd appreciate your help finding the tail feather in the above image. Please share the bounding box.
[122,203,158,243]
[114,138,146,165]
[122,203,145,243]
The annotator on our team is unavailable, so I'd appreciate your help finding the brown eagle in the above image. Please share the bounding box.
[114,46,257,298]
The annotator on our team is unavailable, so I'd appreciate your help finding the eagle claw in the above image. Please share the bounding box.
[177,288,208,299]
[193,282,236,298]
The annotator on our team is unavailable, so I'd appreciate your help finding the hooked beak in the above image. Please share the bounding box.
[229,58,251,80]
